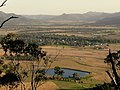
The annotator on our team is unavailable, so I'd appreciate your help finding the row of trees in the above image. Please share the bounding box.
[18,33,120,47]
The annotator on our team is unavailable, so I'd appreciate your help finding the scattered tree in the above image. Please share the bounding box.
[73,72,80,80]
[54,66,64,78]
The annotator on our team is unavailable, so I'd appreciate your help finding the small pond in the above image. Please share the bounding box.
[46,68,90,78]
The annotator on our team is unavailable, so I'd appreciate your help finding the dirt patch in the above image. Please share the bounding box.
[38,81,58,90]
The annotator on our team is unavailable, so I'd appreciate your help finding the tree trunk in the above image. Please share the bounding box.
[106,71,117,87]
[109,50,120,90]
[31,63,35,90]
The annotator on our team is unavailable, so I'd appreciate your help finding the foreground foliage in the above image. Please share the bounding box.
[0,33,54,90]
[104,50,120,90]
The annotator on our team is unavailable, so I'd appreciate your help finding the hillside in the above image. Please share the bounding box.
[24,12,109,22]
[1,11,120,26]
[96,12,120,26]
[24,12,120,25]
[0,11,45,26]
[23,15,56,20]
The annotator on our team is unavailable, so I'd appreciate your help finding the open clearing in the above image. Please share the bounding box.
[41,44,120,82]
[0,44,120,89]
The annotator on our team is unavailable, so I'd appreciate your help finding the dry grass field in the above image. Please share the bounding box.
[0,44,120,89]
[0,81,58,90]
[41,44,120,82]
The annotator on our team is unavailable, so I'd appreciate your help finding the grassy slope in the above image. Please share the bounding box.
[52,77,103,90]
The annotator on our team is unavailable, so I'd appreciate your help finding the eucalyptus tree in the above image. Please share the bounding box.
[0,1,57,89]
[0,33,16,55]
[0,34,53,90]
[9,39,25,56]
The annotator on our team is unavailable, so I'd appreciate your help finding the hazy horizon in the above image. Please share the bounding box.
[1,11,120,16]
[0,0,120,15]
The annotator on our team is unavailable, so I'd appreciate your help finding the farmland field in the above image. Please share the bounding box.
[0,25,120,89]
[0,44,119,89]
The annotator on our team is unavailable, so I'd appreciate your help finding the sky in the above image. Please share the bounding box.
[0,0,120,15]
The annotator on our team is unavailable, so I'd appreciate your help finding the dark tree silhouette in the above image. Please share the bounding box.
[104,49,120,90]
[9,40,25,55]
[0,33,17,55]
[0,33,56,90]
[0,72,19,87]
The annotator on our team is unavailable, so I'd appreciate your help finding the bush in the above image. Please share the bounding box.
[92,83,114,90]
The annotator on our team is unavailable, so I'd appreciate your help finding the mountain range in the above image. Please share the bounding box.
[1,11,120,26]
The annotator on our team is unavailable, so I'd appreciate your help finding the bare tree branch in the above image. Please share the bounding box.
[0,16,18,28]
[0,0,7,7]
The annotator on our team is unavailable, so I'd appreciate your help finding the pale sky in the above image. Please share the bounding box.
[0,0,120,15]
